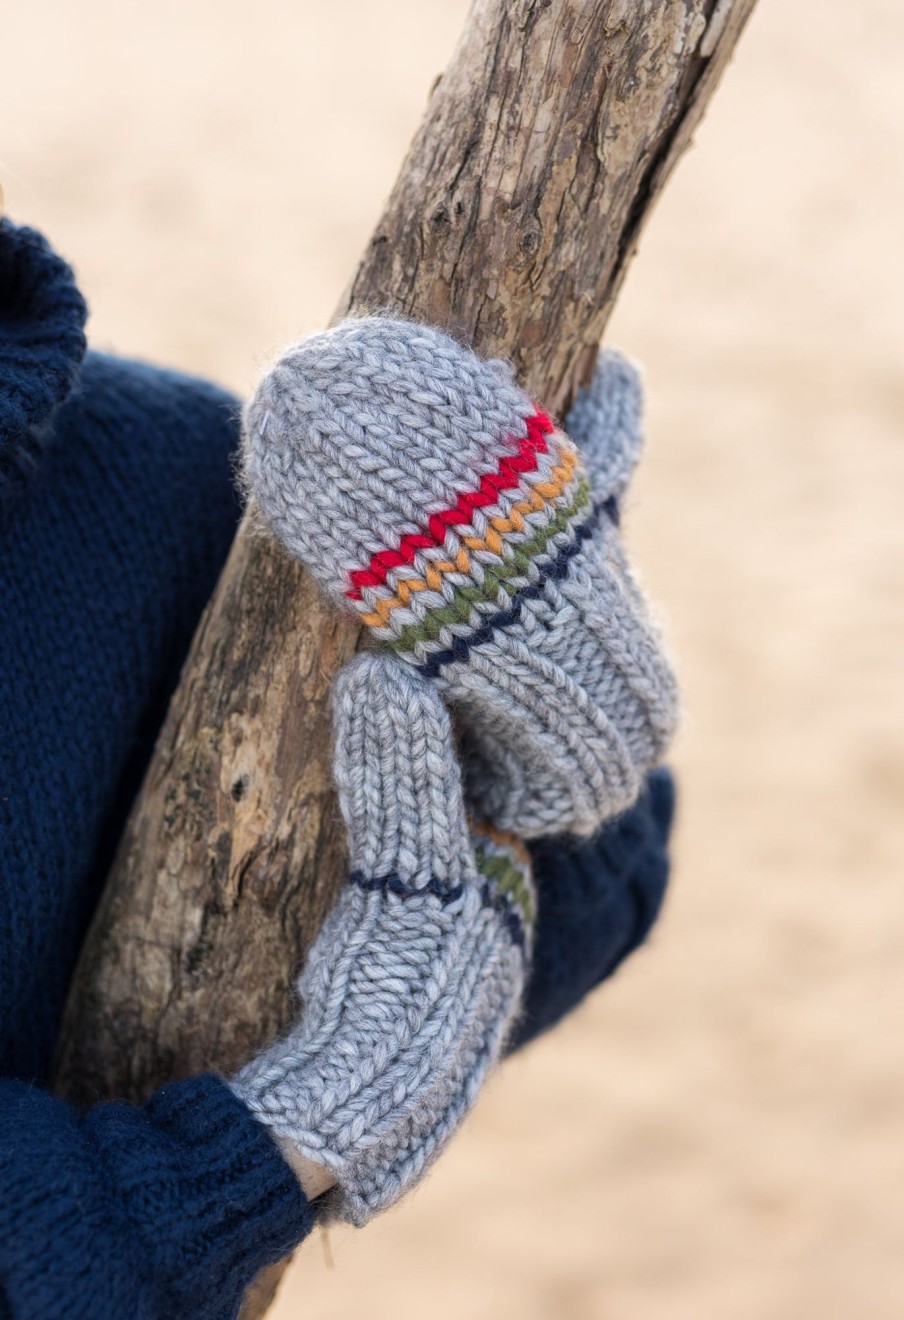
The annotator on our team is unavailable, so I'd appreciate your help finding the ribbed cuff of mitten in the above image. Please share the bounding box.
[231,877,529,1229]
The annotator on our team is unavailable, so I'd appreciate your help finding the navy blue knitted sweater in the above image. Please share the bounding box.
[0,218,673,1320]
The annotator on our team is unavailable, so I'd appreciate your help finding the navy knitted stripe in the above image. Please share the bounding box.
[351,869,465,905]
[350,870,526,951]
[414,495,616,680]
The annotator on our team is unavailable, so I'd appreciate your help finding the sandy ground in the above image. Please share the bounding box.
[3,2,903,1317]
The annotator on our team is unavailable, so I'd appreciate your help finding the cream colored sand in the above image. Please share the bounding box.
[3,2,902,1316]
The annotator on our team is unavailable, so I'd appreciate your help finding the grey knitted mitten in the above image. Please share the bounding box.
[244,317,678,838]
[230,652,534,1226]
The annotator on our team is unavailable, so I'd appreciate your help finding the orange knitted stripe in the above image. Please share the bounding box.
[359,442,578,629]
[470,819,533,870]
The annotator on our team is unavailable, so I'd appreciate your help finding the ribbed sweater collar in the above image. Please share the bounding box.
[0,218,88,504]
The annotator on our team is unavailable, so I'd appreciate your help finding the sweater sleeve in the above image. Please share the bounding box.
[0,1073,316,1320]
[512,766,675,1050]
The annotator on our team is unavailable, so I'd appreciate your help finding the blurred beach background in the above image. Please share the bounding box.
[3,1,902,1316]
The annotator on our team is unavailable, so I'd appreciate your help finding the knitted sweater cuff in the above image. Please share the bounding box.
[0,1073,315,1320]
[96,1073,317,1315]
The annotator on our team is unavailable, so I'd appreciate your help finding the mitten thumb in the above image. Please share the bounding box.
[332,651,472,889]
[564,348,644,504]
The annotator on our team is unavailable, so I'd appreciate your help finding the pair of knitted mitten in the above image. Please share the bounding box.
[244,316,678,838]
[233,317,677,1225]
[232,651,534,1226]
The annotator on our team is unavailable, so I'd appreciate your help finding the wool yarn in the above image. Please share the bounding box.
[514,765,675,1049]
[244,316,678,837]
[0,220,87,502]
[0,1075,313,1320]
[0,221,244,1082]
[231,652,535,1226]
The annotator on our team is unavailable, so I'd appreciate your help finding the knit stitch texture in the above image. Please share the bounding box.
[0,216,316,1320]
[244,316,678,837]
[232,652,536,1225]
[0,1075,313,1320]
[0,352,242,1081]
[0,220,87,502]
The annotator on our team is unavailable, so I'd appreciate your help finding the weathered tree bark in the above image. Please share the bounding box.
[54,0,756,1314]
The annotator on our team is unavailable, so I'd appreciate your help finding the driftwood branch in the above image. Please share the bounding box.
[54,0,755,1314]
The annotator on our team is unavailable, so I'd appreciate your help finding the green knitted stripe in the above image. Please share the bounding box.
[389,477,591,656]
[474,839,536,932]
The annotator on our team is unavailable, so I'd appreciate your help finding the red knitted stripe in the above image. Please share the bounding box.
[347,411,554,600]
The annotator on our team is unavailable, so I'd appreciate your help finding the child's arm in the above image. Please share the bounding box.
[0,769,672,1320]
[0,1075,314,1320]
[0,216,675,1318]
